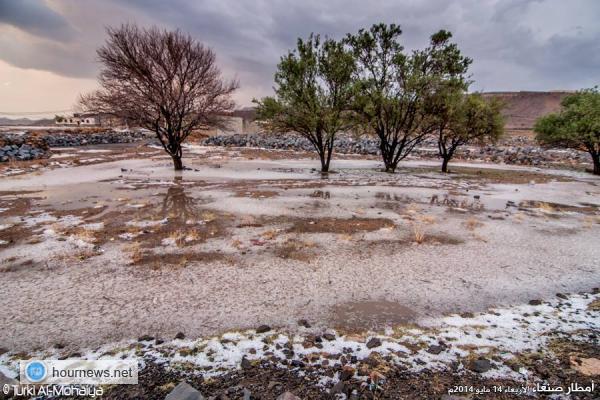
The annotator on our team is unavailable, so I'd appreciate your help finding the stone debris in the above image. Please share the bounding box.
[0,130,150,163]
[203,133,592,169]
[469,358,492,373]
[256,324,271,333]
[0,133,49,161]
[165,381,205,400]
[366,337,382,349]
[570,356,600,376]
[277,392,302,400]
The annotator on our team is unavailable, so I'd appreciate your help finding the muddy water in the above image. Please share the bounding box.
[329,300,417,331]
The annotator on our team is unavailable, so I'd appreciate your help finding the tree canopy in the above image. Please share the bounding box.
[346,25,472,172]
[534,88,600,175]
[254,34,355,172]
[431,93,504,172]
[81,24,238,170]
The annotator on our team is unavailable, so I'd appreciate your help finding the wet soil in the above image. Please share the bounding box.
[330,301,417,332]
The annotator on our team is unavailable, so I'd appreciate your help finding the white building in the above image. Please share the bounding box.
[56,113,99,126]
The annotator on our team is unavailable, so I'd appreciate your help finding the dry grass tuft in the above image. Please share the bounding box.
[464,218,484,231]
[418,215,437,225]
[582,215,600,228]
[127,242,144,265]
[538,202,556,213]
[74,228,98,244]
[412,224,426,244]
[273,239,316,262]
[587,299,600,311]
[201,211,217,223]
[261,229,279,240]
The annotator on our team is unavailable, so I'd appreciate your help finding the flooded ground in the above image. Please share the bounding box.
[0,143,599,352]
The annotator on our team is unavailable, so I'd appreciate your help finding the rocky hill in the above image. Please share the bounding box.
[482,91,572,131]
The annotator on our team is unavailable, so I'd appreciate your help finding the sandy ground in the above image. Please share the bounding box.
[1,144,599,352]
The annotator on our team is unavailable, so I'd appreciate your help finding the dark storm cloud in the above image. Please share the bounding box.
[0,0,75,40]
[0,0,598,104]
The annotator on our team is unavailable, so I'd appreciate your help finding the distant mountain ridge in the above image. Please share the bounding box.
[1,91,571,131]
[0,117,55,126]
[481,91,572,131]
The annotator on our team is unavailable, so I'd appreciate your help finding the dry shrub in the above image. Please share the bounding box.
[412,224,425,244]
[273,239,316,262]
[464,218,484,231]
[185,229,201,242]
[538,202,556,213]
[261,229,279,240]
[513,213,525,222]
[127,242,144,265]
[167,230,187,247]
[418,215,437,225]
[201,211,216,223]
[406,203,421,214]
[583,216,600,228]
[74,228,98,244]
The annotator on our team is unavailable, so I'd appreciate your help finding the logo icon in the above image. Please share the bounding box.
[25,361,47,383]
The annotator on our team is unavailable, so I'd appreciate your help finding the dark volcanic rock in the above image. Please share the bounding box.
[175,332,186,340]
[256,325,271,333]
[469,358,492,373]
[322,333,336,341]
[366,337,382,349]
[427,345,445,355]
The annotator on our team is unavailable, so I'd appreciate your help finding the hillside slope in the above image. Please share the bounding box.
[482,91,571,131]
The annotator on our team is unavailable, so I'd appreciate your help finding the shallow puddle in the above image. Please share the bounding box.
[329,300,416,331]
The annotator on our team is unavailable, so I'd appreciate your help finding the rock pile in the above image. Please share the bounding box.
[43,130,150,147]
[0,130,152,162]
[203,133,380,154]
[0,133,49,162]
[203,133,591,169]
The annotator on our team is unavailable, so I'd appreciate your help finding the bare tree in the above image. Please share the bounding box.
[81,24,238,170]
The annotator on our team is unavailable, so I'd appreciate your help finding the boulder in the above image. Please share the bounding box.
[469,358,492,373]
[366,337,382,349]
[256,325,271,333]
[164,381,205,400]
[570,356,600,376]
[277,392,302,400]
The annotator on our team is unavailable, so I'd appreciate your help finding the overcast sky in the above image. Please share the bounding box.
[0,0,599,116]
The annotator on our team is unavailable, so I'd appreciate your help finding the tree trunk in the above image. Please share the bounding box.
[593,153,600,175]
[381,147,397,173]
[318,150,329,173]
[171,154,183,170]
[441,157,450,173]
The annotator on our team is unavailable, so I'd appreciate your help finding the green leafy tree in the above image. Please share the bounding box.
[254,34,355,172]
[346,25,471,172]
[431,93,504,172]
[534,88,600,175]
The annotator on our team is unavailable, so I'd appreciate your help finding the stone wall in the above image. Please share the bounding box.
[0,133,49,162]
[202,133,591,169]
[0,130,151,162]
